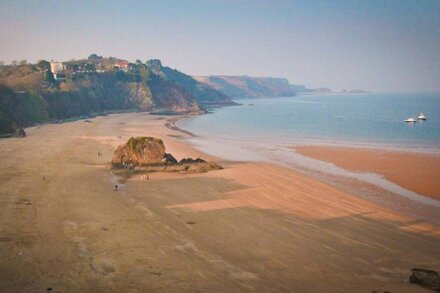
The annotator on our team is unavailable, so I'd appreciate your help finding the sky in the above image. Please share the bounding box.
[1,0,439,92]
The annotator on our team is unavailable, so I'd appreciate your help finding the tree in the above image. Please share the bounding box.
[135,59,142,65]
[85,63,95,71]
[11,60,18,66]
[44,70,56,83]
[19,60,27,66]
[88,54,102,60]
[37,60,50,71]
[139,65,149,80]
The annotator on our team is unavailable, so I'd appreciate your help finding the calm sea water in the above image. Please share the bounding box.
[179,92,440,151]
[178,92,440,209]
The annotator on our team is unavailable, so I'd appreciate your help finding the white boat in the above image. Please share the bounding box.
[405,117,416,123]
[417,112,427,120]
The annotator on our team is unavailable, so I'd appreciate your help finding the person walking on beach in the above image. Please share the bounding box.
[114,184,118,191]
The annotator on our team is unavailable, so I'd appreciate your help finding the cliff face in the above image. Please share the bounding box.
[124,82,154,111]
[194,76,296,99]
[147,74,200,114]
[0,84,48,134]
[146,60,235,106]
[0,60,204,134]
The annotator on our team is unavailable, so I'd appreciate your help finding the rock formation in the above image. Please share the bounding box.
[111,136,222,173]
[14,128,26,138]
[409,268,440,292]
[164,153,178,164]
[112,137,167,166]
[179,158,206,164]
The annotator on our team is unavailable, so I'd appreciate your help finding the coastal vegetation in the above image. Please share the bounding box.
[0,55,233,135]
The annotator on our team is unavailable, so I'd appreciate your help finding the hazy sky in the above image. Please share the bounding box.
[1,0,439,92]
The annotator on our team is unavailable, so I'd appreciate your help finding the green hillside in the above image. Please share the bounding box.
[0,56,231,135]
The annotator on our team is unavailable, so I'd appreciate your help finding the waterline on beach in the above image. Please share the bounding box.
[182,134,440,208]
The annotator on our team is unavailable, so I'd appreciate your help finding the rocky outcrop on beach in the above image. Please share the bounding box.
[112,136,222,173]
[409,268,440,292]
[14,128,26,137]
[179,158,206,164]
[112,137,167,165]
[0,127,26,138]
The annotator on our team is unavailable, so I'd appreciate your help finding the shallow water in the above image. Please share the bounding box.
[180,92,440,150]
[178,93,440,207]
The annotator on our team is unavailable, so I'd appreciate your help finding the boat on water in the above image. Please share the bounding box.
[417,112,427,120]
[405,117,416,123]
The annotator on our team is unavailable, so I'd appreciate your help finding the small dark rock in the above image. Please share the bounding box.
[179,158,206,165]
[409,268,440,292]
[14,128,26,138]
[164,153,178,164]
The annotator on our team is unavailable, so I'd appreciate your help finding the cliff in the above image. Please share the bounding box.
[193,76,296,99]
[146,60,236,106]
[0,57,215,134]
[193,75,339,98]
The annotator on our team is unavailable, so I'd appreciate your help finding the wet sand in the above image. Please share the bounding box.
[293,145,440,201]
[0,113,439,292]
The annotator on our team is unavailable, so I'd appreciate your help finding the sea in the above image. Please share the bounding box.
[177,92,440,208]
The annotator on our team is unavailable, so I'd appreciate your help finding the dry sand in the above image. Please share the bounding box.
[293,145,440,201]
[0,113,439,292]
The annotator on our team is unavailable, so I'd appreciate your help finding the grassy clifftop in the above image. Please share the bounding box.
[0,56,225,134]
[0,66,150,133]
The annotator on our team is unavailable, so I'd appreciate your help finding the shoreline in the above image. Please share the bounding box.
[293,145,440,202]
[174,115,440,222]
[0,112,439,291]
[164,115,198,137]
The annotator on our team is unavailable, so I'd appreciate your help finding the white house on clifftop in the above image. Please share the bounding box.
[50,61,66,80]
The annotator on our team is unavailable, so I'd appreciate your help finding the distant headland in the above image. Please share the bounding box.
[194,75,369,98]
[0,54,368,135]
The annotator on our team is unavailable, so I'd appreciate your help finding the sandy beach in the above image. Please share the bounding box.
[0,113,439,292]
[293,145,440,201]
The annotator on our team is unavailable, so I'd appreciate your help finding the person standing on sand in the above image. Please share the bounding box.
[114,184,118,191]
